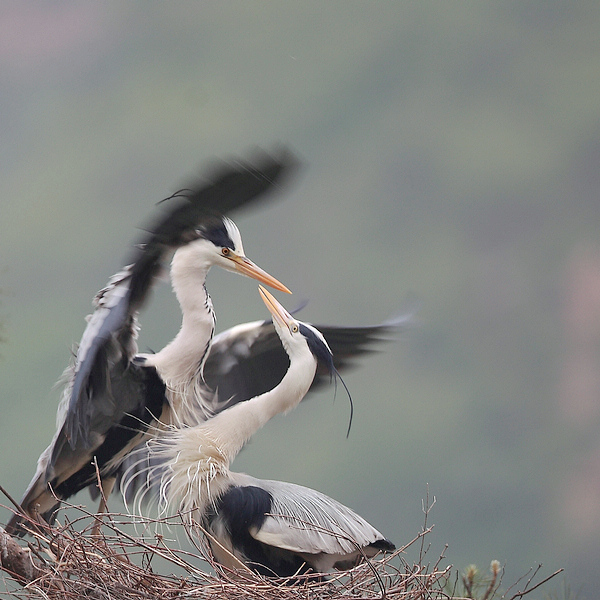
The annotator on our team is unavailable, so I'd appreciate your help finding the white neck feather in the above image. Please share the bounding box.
[139,245,215,419]
[158,344,317,517]
[205,349,317,461]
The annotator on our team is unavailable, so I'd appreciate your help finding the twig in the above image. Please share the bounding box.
[419,485,436,566]
[0,525,44,584]
[506,567,564,599]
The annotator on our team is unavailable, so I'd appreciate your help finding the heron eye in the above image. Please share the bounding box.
[221,247,230,256]
[291,323,299,333]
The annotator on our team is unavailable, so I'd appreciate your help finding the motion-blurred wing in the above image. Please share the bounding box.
[63,148,298,451]
[202,312,412,412]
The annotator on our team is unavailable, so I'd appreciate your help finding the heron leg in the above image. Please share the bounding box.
[91,476,116,536]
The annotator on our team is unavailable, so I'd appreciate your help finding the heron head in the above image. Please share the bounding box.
[190,216,291,293]
[259,285,355,436]
[258,285,333,364]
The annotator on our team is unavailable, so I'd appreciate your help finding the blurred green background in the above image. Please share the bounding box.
[2,2,600,596]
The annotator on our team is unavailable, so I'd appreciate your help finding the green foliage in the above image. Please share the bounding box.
[460,561,502,600]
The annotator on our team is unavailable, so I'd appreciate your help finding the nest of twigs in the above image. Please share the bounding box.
[0,497,451,600]
[0,495,562,600]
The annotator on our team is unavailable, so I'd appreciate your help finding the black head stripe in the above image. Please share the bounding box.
[299,322,354,437]
[298,323,335,376]
[201,217,235,250]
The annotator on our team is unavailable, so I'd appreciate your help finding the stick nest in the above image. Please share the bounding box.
[1,501,453,600]
[1,497,562,600]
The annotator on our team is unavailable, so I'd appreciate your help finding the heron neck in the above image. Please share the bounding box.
[152,260,215,385]
[204,350,317,463]
[159,348,317,518]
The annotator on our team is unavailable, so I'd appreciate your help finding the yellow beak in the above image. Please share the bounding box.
[228,255,291,294]
[258,285,294,328]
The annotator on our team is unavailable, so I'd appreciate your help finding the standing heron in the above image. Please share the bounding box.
[134,286,395,577]
[6,150,295,535]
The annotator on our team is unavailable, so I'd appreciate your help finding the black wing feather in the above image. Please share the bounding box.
[202,316,411,410]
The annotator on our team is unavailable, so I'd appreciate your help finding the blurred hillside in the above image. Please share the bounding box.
[1,2,600,596]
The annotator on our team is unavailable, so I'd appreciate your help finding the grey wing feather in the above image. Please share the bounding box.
[236,474,388,556]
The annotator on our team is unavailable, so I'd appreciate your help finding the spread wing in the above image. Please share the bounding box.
[202,312,413,412]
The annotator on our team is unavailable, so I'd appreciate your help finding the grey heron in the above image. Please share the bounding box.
[6,149,295,535]
[133,286,395,577]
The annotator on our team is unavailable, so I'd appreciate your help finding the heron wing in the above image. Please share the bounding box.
[202,313,412,411]
[62,149,298,450]
[239,476,389,556]
[6,362,167,536]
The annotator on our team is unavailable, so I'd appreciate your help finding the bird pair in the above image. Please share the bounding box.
[6,148,397,577]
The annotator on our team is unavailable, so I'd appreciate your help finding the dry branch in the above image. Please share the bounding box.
[0,526,44,585]
[0,499,561,600]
